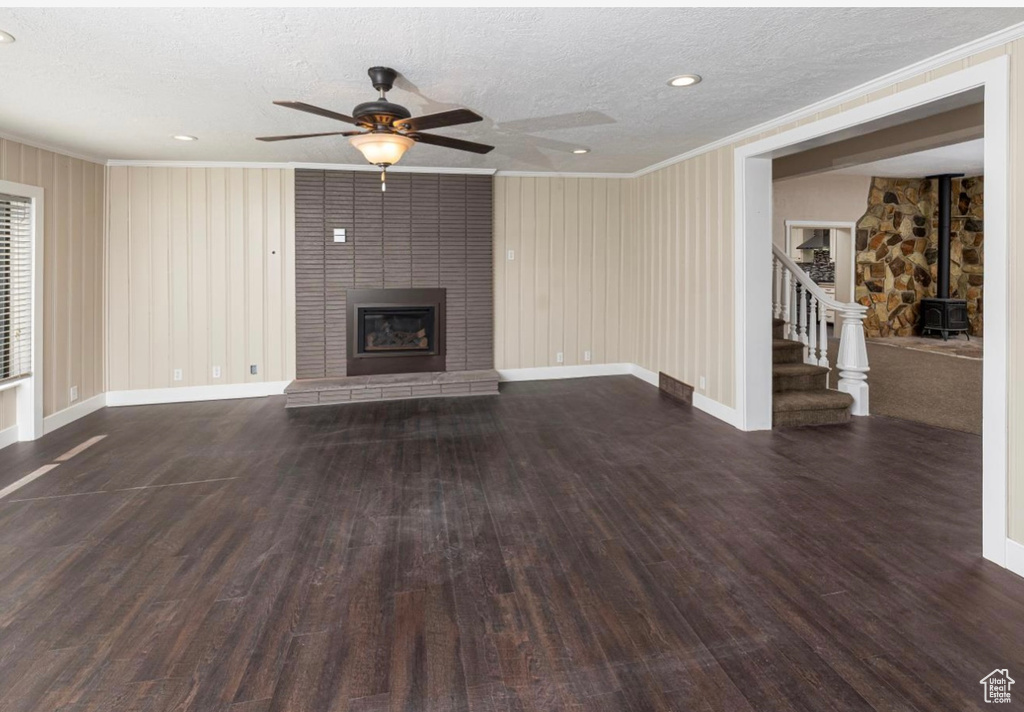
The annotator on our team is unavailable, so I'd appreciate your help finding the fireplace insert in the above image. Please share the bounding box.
[347,288,445,375]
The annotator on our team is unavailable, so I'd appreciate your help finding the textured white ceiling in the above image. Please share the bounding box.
[0,8,1022,172]
[834,139,985,178]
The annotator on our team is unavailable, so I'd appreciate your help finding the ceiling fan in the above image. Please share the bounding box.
[257,66,494,190]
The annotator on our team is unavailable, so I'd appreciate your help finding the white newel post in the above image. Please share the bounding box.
[836,304,870,416]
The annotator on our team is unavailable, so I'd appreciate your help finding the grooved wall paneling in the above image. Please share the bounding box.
[106,166,295,391]
[0,139,105,429]
[493,176,636,370]
[294,169,493,379]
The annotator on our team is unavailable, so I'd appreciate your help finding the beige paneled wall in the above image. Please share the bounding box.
[106,166,295,391]
[0,139,105,430]
[632,148,735,406]
[494,176,637,370]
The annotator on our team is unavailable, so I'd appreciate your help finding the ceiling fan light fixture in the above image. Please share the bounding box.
[667,74,702,87]
[348,132,415,167]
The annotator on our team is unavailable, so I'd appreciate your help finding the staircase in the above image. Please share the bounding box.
[772,318,852,427]
[771,245,870,428]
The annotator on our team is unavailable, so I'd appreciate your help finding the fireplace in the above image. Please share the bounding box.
[920,173,970,340]
[347,288,445,375]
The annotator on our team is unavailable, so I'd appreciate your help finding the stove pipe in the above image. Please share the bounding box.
[926,173,963,299]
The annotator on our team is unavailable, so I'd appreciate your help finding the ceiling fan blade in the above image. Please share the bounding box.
[256,131,364,142]
[396,108,483,132]
[410,132,494,155]
[273,101,360,125]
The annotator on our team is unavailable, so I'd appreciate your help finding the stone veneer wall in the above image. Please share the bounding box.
[294,169,493,379]
[855,176,984,337]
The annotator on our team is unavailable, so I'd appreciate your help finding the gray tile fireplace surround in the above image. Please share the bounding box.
[284,370,498,408]
[287,168,497,407]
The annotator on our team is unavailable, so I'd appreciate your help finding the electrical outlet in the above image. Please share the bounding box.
[584,350,592,362]
[699,376,706,390]
[250,364,258,375]
[173,369,183,382]
[556,352,564,364]
[212,366,222,379]
[70,386,78,402]
[507,249,515,261]
[333,228,347,243]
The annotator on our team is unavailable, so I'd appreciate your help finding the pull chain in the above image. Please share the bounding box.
[380,166,387,192]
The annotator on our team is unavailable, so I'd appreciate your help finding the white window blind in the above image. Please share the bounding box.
[0,193,32,383]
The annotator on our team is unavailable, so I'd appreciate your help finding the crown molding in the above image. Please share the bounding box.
[632,19,1024,178]
[494,170,633,179]
[0,129,106,165]
[105,159,497,175]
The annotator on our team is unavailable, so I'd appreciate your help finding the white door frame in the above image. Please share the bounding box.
[0,179,45,441]
[734,57,1009,567]
[784,220,858,304]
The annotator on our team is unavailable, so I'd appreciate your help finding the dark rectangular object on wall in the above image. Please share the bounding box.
[293,169,494,379]
[659,372,694,405]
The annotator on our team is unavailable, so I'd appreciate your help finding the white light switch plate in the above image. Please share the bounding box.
[507,249,515,261]
[333,228,347,243]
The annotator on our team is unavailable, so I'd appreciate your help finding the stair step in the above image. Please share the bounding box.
[772,318,786,339]
[772,363,829,392]
[772,338,804,364]
[773,389,854,428]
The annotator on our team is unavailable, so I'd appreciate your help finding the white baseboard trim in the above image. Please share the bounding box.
[693,393,744,429]
[1006,538,1024,579]
[0,425,17,451]
[498,362,743,429]
[43,393,107,435]
[107,381,289,407]
[498,363,637,382]
[628,364,659,387]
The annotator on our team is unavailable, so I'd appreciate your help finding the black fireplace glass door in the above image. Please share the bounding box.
[358,307,437,356]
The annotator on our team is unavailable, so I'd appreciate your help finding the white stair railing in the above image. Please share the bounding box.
[771,245,869,416]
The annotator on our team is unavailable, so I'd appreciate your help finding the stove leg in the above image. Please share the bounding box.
[942,330,949,341]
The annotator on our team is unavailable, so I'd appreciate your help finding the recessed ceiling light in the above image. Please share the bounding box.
[667,74,701,87]
[172,135,198,141]
[0,30,15,44]
[572,148,589,154]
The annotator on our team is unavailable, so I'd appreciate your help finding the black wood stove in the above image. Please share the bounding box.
[919,173,969,340]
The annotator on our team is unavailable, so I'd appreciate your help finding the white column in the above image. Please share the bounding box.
[836,304,870,416]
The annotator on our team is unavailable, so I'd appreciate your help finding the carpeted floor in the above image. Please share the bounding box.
[828,336,982,434]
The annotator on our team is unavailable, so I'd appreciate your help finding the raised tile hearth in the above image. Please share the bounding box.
[284,370,499,408]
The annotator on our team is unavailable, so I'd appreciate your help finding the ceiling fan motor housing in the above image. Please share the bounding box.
[353,99,412,127]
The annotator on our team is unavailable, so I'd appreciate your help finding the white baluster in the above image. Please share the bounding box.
[772,257,782,319]
[797,284,808,348]
[782,269,792,338]
[790,276,800,340]
[836,304,870,416]
[806,297,818,365]
[818,305,829,369]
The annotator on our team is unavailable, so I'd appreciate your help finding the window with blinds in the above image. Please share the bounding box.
[0,193,32,384]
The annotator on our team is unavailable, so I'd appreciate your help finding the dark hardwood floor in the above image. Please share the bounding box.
[0,376,1020,711]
